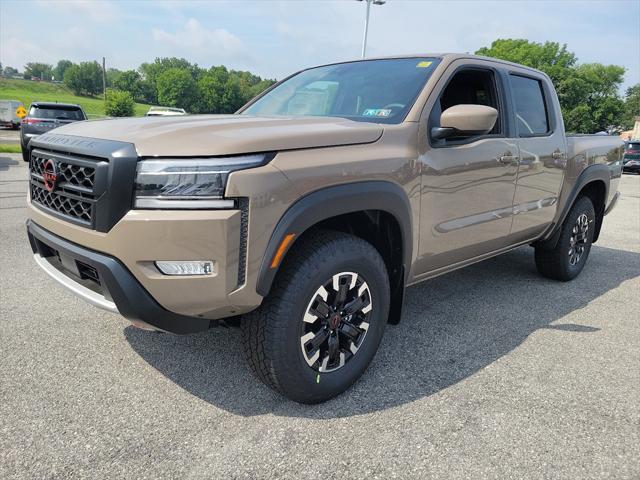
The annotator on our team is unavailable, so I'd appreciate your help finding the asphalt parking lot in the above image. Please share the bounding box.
[1,153,638,479]
[0,126,20,144]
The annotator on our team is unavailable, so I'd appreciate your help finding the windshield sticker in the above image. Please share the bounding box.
[363,108,391,117]
[416,61,433,68]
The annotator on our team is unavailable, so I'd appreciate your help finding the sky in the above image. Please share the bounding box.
[1,0,639,90]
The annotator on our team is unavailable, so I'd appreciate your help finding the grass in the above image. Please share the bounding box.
[0,78,150,117]
[0,144,22,153]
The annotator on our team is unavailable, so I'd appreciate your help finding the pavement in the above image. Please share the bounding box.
[1,152,638,479]
[0,126,20,144]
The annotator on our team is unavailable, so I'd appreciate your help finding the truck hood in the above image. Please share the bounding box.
[51,114,384,157]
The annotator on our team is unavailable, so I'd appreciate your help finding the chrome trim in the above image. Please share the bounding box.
[33,253,119,314]
[134,198,235,209]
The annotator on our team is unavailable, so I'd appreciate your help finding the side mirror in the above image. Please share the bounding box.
[431,104,498,140]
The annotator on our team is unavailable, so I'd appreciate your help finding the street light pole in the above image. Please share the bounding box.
[357,0,386,59]
[361,0,371,58]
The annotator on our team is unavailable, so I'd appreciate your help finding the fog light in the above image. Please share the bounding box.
[155,261,215,276]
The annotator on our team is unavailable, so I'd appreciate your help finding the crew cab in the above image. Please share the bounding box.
[25,54,622,403]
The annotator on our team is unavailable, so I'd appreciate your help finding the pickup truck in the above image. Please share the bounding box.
[25,54,623,403]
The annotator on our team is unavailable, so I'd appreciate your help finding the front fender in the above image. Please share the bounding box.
[255,181,412,297]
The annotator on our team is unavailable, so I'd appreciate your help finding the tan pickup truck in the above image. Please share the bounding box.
[26,54,623,403]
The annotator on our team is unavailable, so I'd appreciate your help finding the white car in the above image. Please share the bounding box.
[145,106,187,117]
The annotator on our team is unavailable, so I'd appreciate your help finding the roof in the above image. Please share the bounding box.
[309,53,547,78]
[148,106,186,113]
[31,102,82,108]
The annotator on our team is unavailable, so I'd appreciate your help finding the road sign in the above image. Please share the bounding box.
[16,105,27,119]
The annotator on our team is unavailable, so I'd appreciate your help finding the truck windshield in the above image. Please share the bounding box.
[242,57,440,124]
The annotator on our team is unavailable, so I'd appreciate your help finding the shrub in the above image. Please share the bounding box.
[104,89,135,117]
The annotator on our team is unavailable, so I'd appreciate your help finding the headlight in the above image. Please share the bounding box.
[134,154,266,209]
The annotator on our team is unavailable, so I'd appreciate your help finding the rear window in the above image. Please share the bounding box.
[28,106,85,120]
[626,143,639,150]
[510,75,549,136]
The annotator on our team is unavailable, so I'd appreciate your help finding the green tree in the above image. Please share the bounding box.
[113,70,143,100]
[622,84,640,130]
[106,68,122,88]
[24,62,53,80]
[156,68,197,111]
[476,39,626,133]
[560,63,625,132]
[250,79,275,98]
[53,60,73,82]
[139,57,198,104]
[221,76,243,112]
[197,66,230,113]
[104,89,135,117]
[3,65,19,77]
[137,79,156,105]
[196,66,274,113]
[63,61,103,96]
[477,39,576,83]
[63,64,82,94]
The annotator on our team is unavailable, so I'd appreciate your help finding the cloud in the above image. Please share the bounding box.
[2,0,637,88]
[1,37,45,68]
[152,18,249,60]
[34,0,118,22]
[0,26,95,68]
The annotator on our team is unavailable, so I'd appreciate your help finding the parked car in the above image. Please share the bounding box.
[20,102,86,162]
[0,99,24,129]
[145,106,187,116]
[623,159,640,174]
[622,141,640,174]
[25,54,622,403]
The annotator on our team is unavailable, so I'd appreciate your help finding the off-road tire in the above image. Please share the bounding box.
[535,196,595,281]
[241,229,390,404]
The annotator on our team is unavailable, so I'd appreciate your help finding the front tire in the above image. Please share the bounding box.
[21,145,29,162]
[241,230,390,404]
[535,196,595,281]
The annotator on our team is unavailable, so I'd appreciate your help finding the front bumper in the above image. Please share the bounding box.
[622,162,640,174]
[20,132,38,145]
[28,220,213,334]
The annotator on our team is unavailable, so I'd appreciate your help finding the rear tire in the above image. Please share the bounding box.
[535,196,595,281]
[241,229,390,404]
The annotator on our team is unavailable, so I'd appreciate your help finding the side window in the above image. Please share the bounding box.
[430,68,502,143]
[510,75,549,136]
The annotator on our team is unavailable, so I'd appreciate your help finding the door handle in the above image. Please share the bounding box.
[498,155,519,164]
[552,151,565,159]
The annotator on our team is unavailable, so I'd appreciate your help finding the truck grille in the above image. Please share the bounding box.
[27,135,138,233]
[31,156,96,190]
[30,185,93,223]
[29,150,104,228]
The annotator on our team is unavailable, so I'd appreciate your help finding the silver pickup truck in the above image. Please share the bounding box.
[25,54,622,403]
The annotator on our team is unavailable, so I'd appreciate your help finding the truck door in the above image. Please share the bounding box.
[414,61,519,276]
[507,72,566,241]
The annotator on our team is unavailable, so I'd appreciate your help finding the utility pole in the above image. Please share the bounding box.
[356,0,386,58]
[102,57,107,101]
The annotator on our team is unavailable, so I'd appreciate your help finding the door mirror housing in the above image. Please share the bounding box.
[431,104,498,140]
